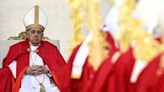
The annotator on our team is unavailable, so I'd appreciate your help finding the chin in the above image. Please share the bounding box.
[32,42,40,46]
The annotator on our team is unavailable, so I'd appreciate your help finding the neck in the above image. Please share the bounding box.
[30,42,40,46]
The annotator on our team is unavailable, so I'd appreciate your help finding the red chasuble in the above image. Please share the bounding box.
[0,39,66,92]
[128,53,164,92]
[86,47,135,92]
[128,36,163,92]
[111,48,164,92]
[0,67,13,92]
[60,32,118,92]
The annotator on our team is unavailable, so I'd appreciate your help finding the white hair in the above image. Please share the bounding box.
[158,5,164,35]
[133,0,164,34]
[103,0,123,37]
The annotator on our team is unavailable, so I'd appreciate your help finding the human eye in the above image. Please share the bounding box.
[31,30,35,34]
[37,31,43,34]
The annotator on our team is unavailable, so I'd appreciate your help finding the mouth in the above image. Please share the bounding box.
[33,37,39,40]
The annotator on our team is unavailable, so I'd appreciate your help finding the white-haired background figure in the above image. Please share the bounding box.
[133,0,164,35]
[103,0,123,38]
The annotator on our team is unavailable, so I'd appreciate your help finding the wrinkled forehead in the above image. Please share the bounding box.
[26,26,44,32]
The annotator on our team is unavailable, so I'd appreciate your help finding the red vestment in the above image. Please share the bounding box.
[110,48,164,92]
[0,67,13,92]
[87,47,135,92]
[60,32,118,92]
[128,53,164,92]
[0,39,66,92]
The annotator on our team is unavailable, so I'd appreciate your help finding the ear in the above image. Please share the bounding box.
[25,31,29,38]
[42,32,44,37]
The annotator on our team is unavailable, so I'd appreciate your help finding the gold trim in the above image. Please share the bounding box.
[71,65,82,79]
[111,51,121,63]
[26,24,45,31]
[27,48,31,52]
[34,5,39,28]
[8,31,50,40]
[71,74,81,79]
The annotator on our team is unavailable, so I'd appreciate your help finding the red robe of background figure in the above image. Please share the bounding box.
[128,53,164,92]
[60,32,118,92]
[105,47,164,92]
[86,47,135,92]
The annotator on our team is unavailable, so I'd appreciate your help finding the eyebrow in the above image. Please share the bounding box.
[28,29,43,32]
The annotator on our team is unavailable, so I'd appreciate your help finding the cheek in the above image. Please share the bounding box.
[26,33,32,38]
[27,35,34,40]
[39,37,43,40]
[39,35,43,39]
[26,34,30,39]
[28,35,33,39]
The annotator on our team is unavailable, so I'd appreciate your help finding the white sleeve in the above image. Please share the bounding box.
[9,60,17,78]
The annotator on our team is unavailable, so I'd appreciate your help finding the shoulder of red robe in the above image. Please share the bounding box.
[42,41,58,49]
[40,40,66,67]
[2,40,30,66]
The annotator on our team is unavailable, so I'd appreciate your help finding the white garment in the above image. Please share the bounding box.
[130,60,148,83]
[103,0,123,37]
[133,0,164,34]
[71,33,91,78]
[9,44,60,92]
[103,4,120,37]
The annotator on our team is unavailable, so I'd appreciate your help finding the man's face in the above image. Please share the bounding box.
[26,27,44,46]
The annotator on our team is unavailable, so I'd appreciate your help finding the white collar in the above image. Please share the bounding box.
[29,42,39,52]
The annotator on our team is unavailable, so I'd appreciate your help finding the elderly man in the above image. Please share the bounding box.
[0,5,66,92]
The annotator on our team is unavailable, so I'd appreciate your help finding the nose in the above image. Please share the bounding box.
[34,31,39,36]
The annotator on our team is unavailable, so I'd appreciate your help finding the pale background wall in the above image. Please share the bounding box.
[0,0,111,61]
